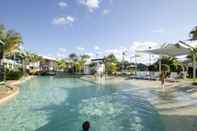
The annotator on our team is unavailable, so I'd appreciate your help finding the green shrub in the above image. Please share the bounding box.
[6,70,24,80]
[161,64,170,72]
[106,62,117,75]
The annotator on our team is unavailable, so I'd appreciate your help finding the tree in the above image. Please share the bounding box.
[30,53,42,63]
[104,54,118,75]
[78,54,91,73]
[57,59,66,71]
[0,24,23,81]
[81,54,90,60]
[69,53,78,62]
[154,56,182,72]
[68,53,91,73]
[105,54,118,63]
[68,53,78,73]
[107,63,117,75]
[190,26,197,40]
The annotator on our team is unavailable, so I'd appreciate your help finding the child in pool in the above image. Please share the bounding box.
[81,121,90,131]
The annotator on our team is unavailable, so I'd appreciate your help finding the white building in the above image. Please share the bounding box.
[26,61,40,73]
[83,59,92,75]
[40,56,57,73]
[96,63,105,76]
[3,58,22,70]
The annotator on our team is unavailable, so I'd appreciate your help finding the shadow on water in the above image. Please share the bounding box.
[33,79,166,131]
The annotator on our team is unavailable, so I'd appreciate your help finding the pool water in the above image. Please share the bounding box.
[0,77,165,131]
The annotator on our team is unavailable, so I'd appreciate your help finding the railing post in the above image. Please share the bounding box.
[193,53,196,79]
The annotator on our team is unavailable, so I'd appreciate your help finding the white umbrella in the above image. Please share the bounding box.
[140,43,191,56]
[137,41,194,77]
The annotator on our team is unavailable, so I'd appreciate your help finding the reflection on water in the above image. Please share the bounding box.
[0,77,165,131]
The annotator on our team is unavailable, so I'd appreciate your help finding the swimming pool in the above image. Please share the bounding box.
[0,76,165,131]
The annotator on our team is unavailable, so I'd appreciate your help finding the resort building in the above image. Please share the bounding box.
[3,59,22,70]
[92,58,105,76]
[39,56,57,75]
[2,52,25,72]
[26,61,40,74]
[83,59,92,75]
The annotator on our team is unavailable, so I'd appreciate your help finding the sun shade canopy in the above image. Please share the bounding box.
[139,42,192,57]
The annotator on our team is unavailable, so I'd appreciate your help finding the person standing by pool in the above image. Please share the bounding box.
[81,121,91,131]
[160,64,170,88]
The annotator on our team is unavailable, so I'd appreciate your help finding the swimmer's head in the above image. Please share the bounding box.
[82,121,90,131]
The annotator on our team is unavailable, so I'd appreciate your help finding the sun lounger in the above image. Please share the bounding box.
[166,72,178,82]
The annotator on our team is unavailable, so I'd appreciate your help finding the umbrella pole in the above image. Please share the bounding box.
[193,54,196,79]
[159,55,161,74]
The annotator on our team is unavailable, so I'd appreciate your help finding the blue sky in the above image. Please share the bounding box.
[1,0,197,62]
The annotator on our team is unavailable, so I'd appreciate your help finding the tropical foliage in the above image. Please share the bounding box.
[190,26,197,40]
[150,56,183,72]
[57,59,66,71]
[0,24,23,56]
[104,54,118,75]
[6,69,23,80]
[0,24,23,80]
[26,52,42,63]
[67,53,90,73]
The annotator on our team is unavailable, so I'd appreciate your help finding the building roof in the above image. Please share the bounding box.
[42,56,57,61]
[91,58,105,62]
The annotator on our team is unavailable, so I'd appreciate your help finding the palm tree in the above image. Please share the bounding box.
[57,59,66,71]
[190,26,197,40]
[29,53,42,63]
[68,53,78,73]
[104,54,118,75]
[0,24,23,81]
[78,54,90,73]
[154,56,182,72]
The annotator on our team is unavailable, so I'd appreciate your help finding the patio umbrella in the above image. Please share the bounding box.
[137,41,195,77]
[141,43,190,57]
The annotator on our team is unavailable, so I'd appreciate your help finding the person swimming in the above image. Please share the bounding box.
[81,121,90,131]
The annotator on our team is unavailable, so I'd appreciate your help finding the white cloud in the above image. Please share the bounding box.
[85,52,94,58]
[103,9,111,15]
[58,1,67,8]
[66,16,75,23]
[127,41,161,64]
[104,48,124,60]
[80,0,101,12]
[76,47,85,52]
[52,17,67,25]
[103,41,161,64]
[52,16,75,25]
[58,48,67,53]
[94,45,100,50]
[152,28,165,33]
[56,48,67,58]
[56,52,66,58]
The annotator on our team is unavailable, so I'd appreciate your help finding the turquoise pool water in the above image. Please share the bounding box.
[0,77,165,131]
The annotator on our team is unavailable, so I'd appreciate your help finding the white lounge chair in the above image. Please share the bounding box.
[166,72,178,82]
[150,72,160,80]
